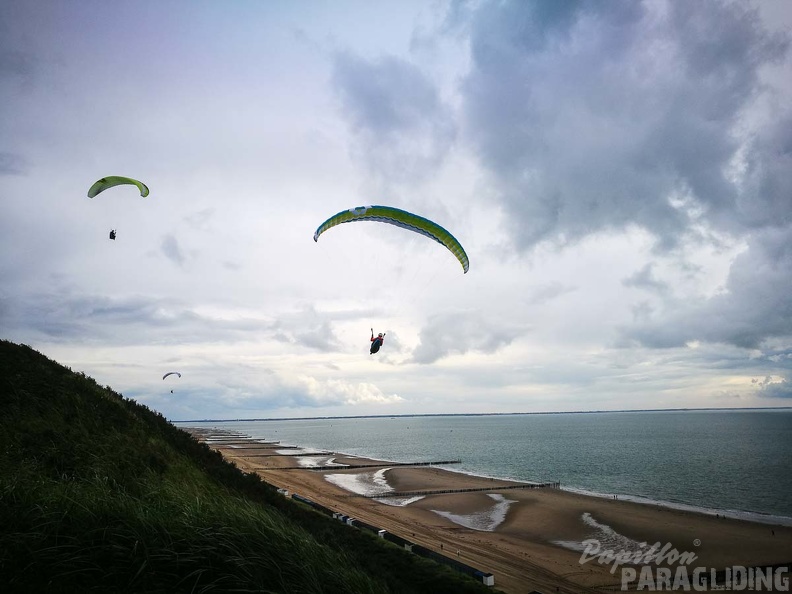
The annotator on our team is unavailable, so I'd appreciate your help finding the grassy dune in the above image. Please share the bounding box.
[0,340,493,593]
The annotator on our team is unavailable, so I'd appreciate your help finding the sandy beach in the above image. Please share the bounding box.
[190,429,792,593]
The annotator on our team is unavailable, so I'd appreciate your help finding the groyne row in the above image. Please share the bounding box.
[214,444,298,450]
[204,439,281,445]
[276,460,462,471]
[233,452,333,457]
[351,481,559,498]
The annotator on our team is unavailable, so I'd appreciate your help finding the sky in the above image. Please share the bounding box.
[2,0,791,421]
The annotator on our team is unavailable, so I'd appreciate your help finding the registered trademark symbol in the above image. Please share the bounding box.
[693,539,701,547]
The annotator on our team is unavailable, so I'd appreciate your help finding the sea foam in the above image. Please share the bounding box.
[430,494,516,531]
[296,455,346,468]
[323,468,424,507]
[554,512,647,553]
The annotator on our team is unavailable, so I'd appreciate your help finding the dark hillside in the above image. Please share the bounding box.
[0,340,494,593]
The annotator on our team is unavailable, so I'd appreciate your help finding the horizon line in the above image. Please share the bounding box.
[173,405,792,424]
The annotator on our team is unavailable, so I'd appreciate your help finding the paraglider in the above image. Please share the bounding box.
[163,371,181,393]
[87,176,149,198]
[88,176,149,240]
[370,328,385,355]
[313,205,469,273]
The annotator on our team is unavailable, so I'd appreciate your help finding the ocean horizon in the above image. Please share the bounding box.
[177,405,792,424]
[178,408,792,526]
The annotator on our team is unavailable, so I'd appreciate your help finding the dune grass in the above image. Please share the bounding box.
[0,340,494,593]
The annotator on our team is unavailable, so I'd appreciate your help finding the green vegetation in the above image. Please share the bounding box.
[0,340,494,593]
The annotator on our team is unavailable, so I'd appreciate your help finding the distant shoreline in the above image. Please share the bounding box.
[174,405,792,424]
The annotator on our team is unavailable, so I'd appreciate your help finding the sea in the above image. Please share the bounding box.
[178,409,792,526]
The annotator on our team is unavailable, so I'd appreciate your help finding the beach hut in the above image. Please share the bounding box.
[475,571,495,586]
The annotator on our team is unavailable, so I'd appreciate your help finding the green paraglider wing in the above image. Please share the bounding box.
[88,176,149,198]
[162,372,181,380]
[313,205,469,273]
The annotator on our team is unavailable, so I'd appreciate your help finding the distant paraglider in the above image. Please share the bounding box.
[163,371,181,393]
[88,176,149,240]
[87,176,149,198]
[313,205,469,273]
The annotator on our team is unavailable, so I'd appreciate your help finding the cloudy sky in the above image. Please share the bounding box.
[2,0,791,421]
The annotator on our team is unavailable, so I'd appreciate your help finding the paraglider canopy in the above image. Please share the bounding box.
[313,205,469,273]
[162,372,181,380]
[88,176,149,198]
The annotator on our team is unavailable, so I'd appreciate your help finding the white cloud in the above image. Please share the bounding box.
[2,0,792,419]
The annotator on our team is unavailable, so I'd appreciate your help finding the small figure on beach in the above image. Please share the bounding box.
[370,328,385,355]
[109,229,116,240]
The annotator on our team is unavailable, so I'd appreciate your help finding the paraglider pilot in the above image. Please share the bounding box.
[370,328,385,355]
[109,229,116,240]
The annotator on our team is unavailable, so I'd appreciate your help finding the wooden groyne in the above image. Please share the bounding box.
[349,482,559,498]
[189,432,251,440]
[273,460,462,471]
[212,444,293,450]
[228,452,332,457]
[203,438,280,445]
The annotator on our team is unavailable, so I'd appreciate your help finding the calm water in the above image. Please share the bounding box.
[179,409,792,522]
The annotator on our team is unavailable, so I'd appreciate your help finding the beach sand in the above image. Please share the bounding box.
[191,430,792,593]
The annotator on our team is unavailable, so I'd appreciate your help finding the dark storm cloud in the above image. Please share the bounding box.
[331,51,456,182]
[0,152,27,175]
[183,208,215,230]
[0,47,35,175]
[736,112,792,230]
[524,282,577,305]
[458,0,792,353]
[753,375,792,399]
[411,311,524,364]
[161,234,186,267]
[622,264,670,295]
[0,49,35,79]
[273,319,343,352]
[624,227,792,350]
[460,0,788,249]
[0,291,274,346]
[270,306,366,353]
[1,287,358,355]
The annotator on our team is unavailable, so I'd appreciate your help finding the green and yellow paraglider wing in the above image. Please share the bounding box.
[87,176,149,198]
[313,205,469,273]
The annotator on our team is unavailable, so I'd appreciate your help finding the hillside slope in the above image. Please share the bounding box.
[0,340,493,593]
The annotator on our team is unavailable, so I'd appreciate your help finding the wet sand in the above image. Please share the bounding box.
[191,430,792,593]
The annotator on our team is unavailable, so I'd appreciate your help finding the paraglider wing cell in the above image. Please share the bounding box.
[313,205,469,273]
[88,176,150,198]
